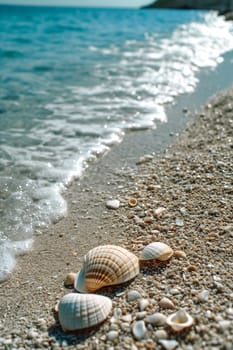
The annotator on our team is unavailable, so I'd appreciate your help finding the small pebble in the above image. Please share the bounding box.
[127,290,142,302]
[155,329,168,340]
[173,250,186,259]
[159,297,175,310]
[197,289,210,302]
[159,339,179,350]
[145,312,167,326]
[135,311,147,320]
[175,218,184,226]
[218,320,232,332]
[107,330,119,341]
[138,298,150,311]
[121,314,132,323]
[106,199,120,209]
[132,320,147,340]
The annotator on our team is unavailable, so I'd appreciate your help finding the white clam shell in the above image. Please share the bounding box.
[140,242,173,262]
[58,293,112,331]
[166,309,194,332]
[75,245,139,293]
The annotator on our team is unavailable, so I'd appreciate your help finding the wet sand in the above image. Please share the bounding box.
[0,85,233,349]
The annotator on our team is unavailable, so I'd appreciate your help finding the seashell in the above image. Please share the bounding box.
[166,309,194,332]
[64,272,77,287]
[128,197,137,207]
[159,297,175,310]
[58,293,112,331]
[140,242,173,262]
[75,245,139,293]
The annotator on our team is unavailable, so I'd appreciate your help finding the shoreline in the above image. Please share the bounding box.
[1,71,233,347]
[0,82,233,350]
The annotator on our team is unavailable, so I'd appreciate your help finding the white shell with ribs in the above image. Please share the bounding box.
[58,293,112,331]
[74,245,139,293]
[140,242,173,262]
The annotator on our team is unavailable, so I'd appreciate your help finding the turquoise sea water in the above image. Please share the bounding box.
[0,5,233,281]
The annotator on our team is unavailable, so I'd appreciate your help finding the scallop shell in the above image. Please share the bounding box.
[140,242,173,262]
[166,309,194,332]
[75,245,139,293]
[58,293,112,331]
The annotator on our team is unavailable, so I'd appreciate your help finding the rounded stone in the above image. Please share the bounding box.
[107,330,119,341]
[106,200,120,209]
[132,320,147,340]
[145,312,167,326]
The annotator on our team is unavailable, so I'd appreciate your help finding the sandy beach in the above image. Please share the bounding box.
[0,85,233,349]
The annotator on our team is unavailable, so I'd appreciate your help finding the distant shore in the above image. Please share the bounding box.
[0,44,233,348]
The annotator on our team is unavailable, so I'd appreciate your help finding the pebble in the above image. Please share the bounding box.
[169,287,181,295]
[121,314,132,323]
[197,289,210,302]
[218,320,232,332]
[138,298,150,311]
[154,207,166,217]
[127,290,142,302]
[107,330,119,341]
[135,311,147,320]
[136,154,154,164]
[64,272,76,287]
[132,320,147,340]
[145,312,167,326]
[154,329,168,340]
[159,297,175,310]
[106,199,120,209]
[159,339,179,350]
[227,307,233,317]
[173,250,187,259]
[120,322,131,332]
[175,218,184,227]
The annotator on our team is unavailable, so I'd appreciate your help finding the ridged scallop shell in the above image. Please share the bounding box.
[58,293,112,331]
[140,242,173,262]
[166,309,194,332]
[75,245,139,293]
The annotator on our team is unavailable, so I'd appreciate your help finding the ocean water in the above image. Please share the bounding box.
[0,5,233,281]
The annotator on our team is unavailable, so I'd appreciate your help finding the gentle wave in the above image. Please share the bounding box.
[0,8,233,281]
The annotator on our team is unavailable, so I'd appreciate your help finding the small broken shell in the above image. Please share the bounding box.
[128,198,137,207]
[140,242,173,262]
[75,245,139,293]
[166,309,194,332]
[58,293,112,331]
